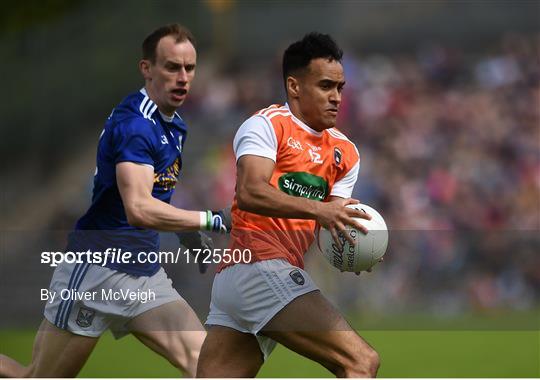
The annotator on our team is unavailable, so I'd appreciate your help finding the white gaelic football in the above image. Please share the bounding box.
[315,203,388,272]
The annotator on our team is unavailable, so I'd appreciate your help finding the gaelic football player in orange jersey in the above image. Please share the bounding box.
[196,33,380,378]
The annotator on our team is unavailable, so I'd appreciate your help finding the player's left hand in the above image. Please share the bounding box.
[175,231,214,273]
[204,206,232,234]
[216,206,232,232]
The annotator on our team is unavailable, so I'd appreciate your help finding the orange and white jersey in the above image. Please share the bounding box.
[222,103,360,270]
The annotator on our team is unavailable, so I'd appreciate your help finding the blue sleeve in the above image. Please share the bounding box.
[112,118,156,166]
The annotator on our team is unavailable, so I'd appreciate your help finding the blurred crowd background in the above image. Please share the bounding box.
[1,0,538,327]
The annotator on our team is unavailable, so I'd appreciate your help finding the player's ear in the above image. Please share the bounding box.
[286,76,300,99]
[139,59,152,80]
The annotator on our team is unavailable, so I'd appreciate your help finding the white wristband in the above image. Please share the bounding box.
[200,211,208,230]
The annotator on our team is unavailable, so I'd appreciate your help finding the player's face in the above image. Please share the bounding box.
[140,36,197,116]
[294,58,345,131]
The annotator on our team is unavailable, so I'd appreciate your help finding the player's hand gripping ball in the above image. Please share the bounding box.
[317,204,388,272]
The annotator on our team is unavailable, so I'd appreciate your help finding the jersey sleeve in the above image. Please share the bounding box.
[233,115,278,162]
[330,160,359,198]
[112,118,156,167]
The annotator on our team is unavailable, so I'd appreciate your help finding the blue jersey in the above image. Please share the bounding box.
[70,89,187,276]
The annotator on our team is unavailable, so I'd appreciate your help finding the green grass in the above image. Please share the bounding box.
[260,331,540,378]
[1,328,538,377]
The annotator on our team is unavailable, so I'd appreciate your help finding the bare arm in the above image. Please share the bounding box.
[236,155,321,219]
[236,155,370,243]
[116,162,202,231]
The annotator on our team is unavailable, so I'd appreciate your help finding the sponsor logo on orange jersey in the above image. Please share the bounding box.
[278,172,328,201]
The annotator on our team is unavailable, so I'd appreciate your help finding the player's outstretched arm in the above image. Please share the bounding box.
[116,162,222,232]
[236,155,369,243]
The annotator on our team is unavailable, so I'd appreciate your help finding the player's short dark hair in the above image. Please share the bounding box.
[282,32,343,85]
[142,24,196,63]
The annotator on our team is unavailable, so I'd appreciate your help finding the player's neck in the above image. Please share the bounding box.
[158,108,175,119]
[159,111,174,122]
[144,86,176,118]
[287,102,325,132]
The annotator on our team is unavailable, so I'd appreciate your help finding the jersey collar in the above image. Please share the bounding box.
[140,88,186,129]
[139,88,159,121]
[284,103,323,137]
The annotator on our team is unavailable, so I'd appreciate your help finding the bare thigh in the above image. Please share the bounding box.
[127,300,206,377]
[261,290,379,377]
[196,326,263,378]
[23,319,98,377]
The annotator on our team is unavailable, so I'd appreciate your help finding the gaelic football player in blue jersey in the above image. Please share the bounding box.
[0,24,229,377]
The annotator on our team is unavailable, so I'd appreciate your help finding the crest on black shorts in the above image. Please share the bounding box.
[334,148,342,166]
[76,307,95,328]
[289,269,305,285]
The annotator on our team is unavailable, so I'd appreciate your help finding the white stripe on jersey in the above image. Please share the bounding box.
[266,110,291,120]
[147,104,158,119]
[139,96,149,115]
[142,99,154,118]
[327,129,359,156]
[327,128,349,140]
[257,105,281,116]
[138,94,158,124]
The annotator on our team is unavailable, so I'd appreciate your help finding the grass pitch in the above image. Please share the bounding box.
[1,326,538,377]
